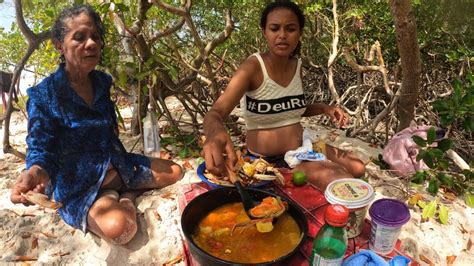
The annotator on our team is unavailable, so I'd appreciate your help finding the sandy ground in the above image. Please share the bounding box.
[0,107,473,265]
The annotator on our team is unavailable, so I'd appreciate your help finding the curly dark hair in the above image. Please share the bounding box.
[51,4,105,62]
[260,1,305,57]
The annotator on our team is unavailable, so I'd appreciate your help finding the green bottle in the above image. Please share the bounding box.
[310,204,349,266]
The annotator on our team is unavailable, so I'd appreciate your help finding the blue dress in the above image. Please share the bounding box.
[26,64,152,232]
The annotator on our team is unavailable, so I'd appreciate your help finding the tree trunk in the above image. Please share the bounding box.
[390,0,422,132]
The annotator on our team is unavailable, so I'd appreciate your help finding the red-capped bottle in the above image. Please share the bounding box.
[310,204,349,266]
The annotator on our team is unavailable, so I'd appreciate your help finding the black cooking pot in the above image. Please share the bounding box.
[181,187,308,266]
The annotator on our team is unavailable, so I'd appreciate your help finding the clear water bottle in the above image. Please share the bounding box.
[310,204,349,266]
[143,104,160,158]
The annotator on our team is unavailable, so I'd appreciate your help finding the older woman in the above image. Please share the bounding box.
[10,5,183,245]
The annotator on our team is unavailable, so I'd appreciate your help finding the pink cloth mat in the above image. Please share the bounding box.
[178,169,419,266]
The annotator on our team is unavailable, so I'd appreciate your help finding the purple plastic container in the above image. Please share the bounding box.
[369,198,410,254]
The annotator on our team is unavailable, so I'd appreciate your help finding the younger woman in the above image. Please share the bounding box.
[203,1,365,190]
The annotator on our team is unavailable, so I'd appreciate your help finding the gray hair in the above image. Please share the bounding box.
[51,4,105,62]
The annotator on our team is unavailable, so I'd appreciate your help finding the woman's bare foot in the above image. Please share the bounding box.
[98,189,119,200]
[119,190,143,205]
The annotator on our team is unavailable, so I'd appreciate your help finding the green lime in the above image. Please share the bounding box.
[292,171,307,186]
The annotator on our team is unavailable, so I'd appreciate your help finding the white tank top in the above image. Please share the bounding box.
[240,53,307,130]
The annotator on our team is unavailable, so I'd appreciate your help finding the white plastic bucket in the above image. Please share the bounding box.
[324,178,375,238]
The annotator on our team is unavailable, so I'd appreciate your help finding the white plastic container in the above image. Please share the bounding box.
[324,178,375,238]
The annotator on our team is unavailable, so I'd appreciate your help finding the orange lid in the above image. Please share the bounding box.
[325,204,349,227]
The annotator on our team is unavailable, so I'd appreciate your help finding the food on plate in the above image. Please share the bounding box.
[203,153,285,187]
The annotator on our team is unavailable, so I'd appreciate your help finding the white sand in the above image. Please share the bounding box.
[1,110,473,265]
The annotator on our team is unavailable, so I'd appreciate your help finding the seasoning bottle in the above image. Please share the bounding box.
[143,103,160,158]
[310,204,349,266]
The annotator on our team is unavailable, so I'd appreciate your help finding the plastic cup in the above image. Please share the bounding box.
[324,178,375,238]
[369,198,411,254]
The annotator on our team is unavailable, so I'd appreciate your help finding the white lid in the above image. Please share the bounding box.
[324,178,375,209]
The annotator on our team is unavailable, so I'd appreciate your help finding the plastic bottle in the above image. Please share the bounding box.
[310,204,349,266]
[143,103,160,158]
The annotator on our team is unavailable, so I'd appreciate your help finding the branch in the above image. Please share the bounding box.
[3,0,51,159]
[446,149,470,170]
[204,10,234,55]
[343,41,393,96]
[128,0,152,35]
[327,0,340,103]
[151,0,187,16]
[351,88,401,138]
[14,0,35,43]
[2,45,38,159]
[150,18,185,43]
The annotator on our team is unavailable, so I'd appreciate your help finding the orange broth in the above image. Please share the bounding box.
[192,202,302,264]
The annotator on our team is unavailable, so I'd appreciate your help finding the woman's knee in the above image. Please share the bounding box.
[170,163,184,182]
[97,209,137,245]
[348,160,366,178]
[150,159,184,185]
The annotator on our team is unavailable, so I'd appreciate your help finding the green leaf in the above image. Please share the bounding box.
[462,169,474,181]
[427,127,436,144]
[440,114,455,127]
[178,147,190,159]
[428,178,439,194]
[373,155,390,170]
[44,9,55,18]
[118,71,128,87]
[438,159,450,170]
[417,200,427,208]
[428,149,444,160]
[115,3,130,12]
[136,70,152,80]
[432,100,448,112]
[412,135,427,147]
[125,62,137,69]
[463,116,474,132]
[142,84,149,96]
[437,139,452,152]
[467,72,474,84]
[411,171,427,184]
[97,3,111,13]
[437,172,453,187]
[422,199,438,220]
[466,193,474,208]
[160,137,175,146]
[453,80,463,103]
[183,135,195,145]
[423,154,435,169]
[453,182,467,195]
[416,150,427,162]
[439,204,449,224]
[460,93,473,106]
